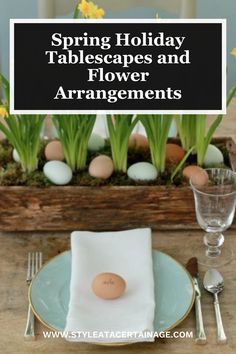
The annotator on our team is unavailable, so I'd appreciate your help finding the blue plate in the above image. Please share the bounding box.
[29,250,194,333]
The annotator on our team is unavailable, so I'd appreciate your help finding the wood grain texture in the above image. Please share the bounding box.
[0,185,195,231]
[0,230,235,354]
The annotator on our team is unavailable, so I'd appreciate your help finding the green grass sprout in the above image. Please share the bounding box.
[0,74,44,173]
[53,115,96,171]
[107,115,138,172]
[138,115,173,173]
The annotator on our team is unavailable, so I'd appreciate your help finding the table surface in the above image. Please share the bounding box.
[0,102,236,354]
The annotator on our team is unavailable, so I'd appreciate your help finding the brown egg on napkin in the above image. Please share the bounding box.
[92,272,126,300]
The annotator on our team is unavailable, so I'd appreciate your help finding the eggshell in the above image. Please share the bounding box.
[128,133,149,150]
[183,165,209,187]
[127,162,158,181]
[43,161,72,185]
[203,144,224,166]
[45,141,64,161]
[166,144,185,164]
[89,155,114,179]
[12,148,21,163]
[92,273,126,300]
[88,133,105,152]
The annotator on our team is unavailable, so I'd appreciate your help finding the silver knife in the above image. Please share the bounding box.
[186,257,207,344]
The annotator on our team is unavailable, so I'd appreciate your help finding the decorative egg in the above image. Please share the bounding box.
[183,165,209,187]
[45,141,64,161]
[89,155,114,179]
[92,273,126,300]
[127,162,158,181]
[128,133,149,150]
[12,148,20,163]
[88,133,105,152]
[43,161,72,185]
[166,144,185,164]
[203,144,224,166]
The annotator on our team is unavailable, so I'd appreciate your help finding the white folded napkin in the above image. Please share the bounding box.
[65,228,155,343]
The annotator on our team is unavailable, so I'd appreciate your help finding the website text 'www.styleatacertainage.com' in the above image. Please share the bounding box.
[42,330,194,340]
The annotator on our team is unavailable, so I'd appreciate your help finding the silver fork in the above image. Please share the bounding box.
[24,252,43,340]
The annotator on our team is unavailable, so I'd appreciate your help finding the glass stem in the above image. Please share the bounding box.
[203,232,224,258]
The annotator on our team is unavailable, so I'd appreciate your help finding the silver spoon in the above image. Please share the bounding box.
[203,269,227,344]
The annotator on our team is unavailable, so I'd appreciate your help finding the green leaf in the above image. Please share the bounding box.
[171,146,196,182]
[73,2,80,19]
[107,115,137,172]
[0,114,44,173]
[53,114,96,171]
[0,73,10,105]
[138,115,173,172]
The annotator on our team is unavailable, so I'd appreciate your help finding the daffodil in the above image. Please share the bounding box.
[231,48,236,58]
[0,106,8,118]
[77,0,105,19]
[90,7,105,19]
[89,3,105,19]
[78,0,90,18]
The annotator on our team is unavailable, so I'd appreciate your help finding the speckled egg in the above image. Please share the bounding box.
[203,144,224,166]
[166,144,185,164]
[88,133,105,152]
[45,141,64,161]
[89,155,114,179]
[127,162,158,181]
[128,133,149,150]
[43,161,72,185]
[92,273,126,300]
[183,165,209,187]
[12,148,21,163]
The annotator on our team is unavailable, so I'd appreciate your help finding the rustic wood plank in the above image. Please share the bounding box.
[0,185,213,231]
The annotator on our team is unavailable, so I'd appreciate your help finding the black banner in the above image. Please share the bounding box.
[11,20,225,113]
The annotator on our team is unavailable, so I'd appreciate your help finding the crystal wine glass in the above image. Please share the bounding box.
[190,168,236,267]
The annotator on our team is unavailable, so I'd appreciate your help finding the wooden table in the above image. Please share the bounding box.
[0,230,236,354]
[0,101,236,353]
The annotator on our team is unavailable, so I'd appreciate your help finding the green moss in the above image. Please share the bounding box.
[25,171,51,187]
[0,140,12,168]
[0,163,50,187]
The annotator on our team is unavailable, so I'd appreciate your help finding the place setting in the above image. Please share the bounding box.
[24,165,236,346]
[27,228,195,344]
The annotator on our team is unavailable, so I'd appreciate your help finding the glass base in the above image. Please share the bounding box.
[193,244,234,268]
